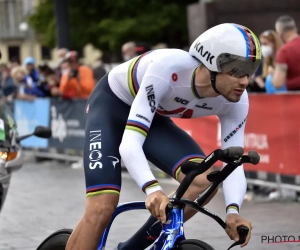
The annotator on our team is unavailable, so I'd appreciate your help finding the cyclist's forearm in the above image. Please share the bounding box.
[222,165,247,214]
[120,132,162,195]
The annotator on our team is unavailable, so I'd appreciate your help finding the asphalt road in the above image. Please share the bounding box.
[0,158,299,250]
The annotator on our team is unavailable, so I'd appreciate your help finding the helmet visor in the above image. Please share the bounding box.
[216,53,261,78]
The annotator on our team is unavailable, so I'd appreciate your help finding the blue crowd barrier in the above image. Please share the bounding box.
[11,98,86,151]
[14,98,50,148]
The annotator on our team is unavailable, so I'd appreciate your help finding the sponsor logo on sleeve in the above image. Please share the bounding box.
[89,130,102,169]
[224,117,247,142]
[145,85,156,113]
[136,114,151,123]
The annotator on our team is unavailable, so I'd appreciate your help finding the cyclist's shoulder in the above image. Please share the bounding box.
[150,48,198,67]
[142,49,199,82]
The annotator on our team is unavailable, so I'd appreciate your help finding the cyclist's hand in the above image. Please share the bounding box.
[145,190,170,223]
[225,214,252,247]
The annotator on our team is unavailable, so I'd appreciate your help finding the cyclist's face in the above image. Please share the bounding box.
[216,74,249,102]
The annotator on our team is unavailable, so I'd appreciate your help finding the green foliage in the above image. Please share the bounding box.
[28,0,196,51]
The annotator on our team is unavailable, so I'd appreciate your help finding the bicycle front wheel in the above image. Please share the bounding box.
[36,229,72,250]
[173,239,215,250]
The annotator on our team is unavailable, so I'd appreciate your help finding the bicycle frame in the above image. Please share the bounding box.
[149,206,185,250]
[97,201,146,250]
[96,148,259,250]
[97,201,185,250]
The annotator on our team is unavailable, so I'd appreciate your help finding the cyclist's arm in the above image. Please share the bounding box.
[119,63,172,195]
[217,93,249,215]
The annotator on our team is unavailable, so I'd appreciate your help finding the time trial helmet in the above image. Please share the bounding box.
[189,23,261,78]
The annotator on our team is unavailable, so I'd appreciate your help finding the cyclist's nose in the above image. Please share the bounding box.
[239,75,249,87]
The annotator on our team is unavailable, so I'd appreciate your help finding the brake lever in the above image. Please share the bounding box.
[227,225,249,250]
[149,204,173,230]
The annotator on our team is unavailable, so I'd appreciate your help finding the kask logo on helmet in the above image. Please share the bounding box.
[193,40,215,65]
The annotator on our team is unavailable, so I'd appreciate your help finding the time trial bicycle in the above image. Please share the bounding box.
[36,146,260,250]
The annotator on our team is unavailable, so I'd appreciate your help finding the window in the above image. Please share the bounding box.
[41,46,52,60]
[8,46,20,61]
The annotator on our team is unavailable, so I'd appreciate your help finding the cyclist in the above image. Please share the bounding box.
[66,23,261,250]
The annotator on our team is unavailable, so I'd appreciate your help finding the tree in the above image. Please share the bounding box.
[28,0,198,52]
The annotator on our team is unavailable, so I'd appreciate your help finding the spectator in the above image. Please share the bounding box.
[121,42,137,61]
[10,67,36,101]
[9,57,21,70]
[247,62,265,93]
[272,15,300,90]
[258,30,286,94]
[24,57,40,84]
[38,62,55,78]
[60,59,71,75]
[59,51,95,99]
[37,62,56,97]
[0,63,16,97]
[46,74,61,97]
[56,48,69,79]
[57,48,69,62]
[92,56,107,84]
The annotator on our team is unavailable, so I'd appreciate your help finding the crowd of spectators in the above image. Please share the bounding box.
[0,41,153,103]
[247,15,300,94]
[1,15,299,105]
[0,49,107,102]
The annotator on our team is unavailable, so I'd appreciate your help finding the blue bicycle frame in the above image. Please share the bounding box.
[36,147,256,250]
[96,148,259,250]
[97,201,185,250]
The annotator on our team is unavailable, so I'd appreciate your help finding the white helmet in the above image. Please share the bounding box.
[189,23,261,78]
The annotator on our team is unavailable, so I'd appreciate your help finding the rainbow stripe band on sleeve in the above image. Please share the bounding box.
[142,180,160,193]
[126,120,149,137]
[127,51,153,97]
[86,184,121,198]
[226,203,240,213]
[172,154,205,180]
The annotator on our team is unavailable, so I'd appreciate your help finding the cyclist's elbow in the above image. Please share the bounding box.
[119,140,134,160]
[119,141,127,159]
[119,136,144,163]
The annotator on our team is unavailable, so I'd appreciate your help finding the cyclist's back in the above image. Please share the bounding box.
[108,49,198,105]
[108,48,243,120]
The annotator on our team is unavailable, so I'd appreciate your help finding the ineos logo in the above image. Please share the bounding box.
[146,85,156,113]
[89,130,103,169]
[89,150,102,161]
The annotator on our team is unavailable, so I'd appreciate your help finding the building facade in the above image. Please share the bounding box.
[0,0,101,66]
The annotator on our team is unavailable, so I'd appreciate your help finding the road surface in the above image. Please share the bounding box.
[0,158,299,250]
